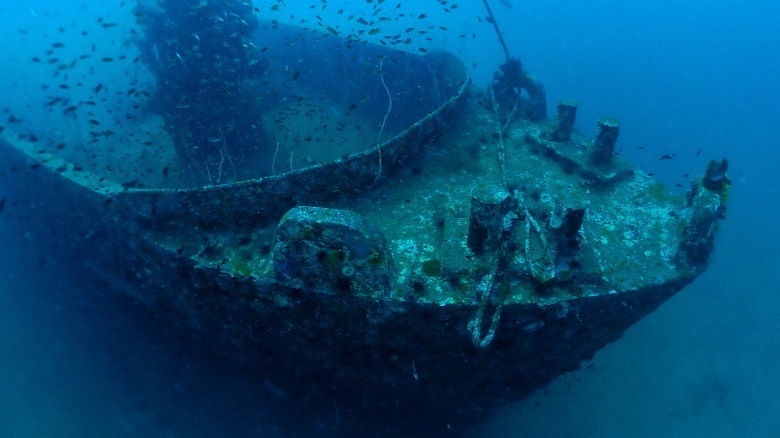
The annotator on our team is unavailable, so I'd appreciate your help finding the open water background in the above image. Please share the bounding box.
[1,0,779,436]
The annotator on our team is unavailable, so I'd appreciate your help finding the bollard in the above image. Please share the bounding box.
[467,187,515,255]
[702,159,730,193]
[549,100,579,142]
[591,117,620,165]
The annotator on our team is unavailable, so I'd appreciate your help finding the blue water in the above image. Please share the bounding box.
[2,0,779,436]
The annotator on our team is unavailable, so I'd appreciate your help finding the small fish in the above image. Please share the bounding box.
[694,148,702,156]
[659,154,675,160]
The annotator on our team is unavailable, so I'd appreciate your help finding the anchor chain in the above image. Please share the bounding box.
[468,265,504,349]
[467,210,517,348]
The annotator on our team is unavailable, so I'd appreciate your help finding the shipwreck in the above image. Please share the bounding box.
[0,0,729,430]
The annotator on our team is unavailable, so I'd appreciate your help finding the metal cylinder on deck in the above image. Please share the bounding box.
[467,187,514,255]
[549,100,579,142]
[591,117,620,165]
[702,159,730,192]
